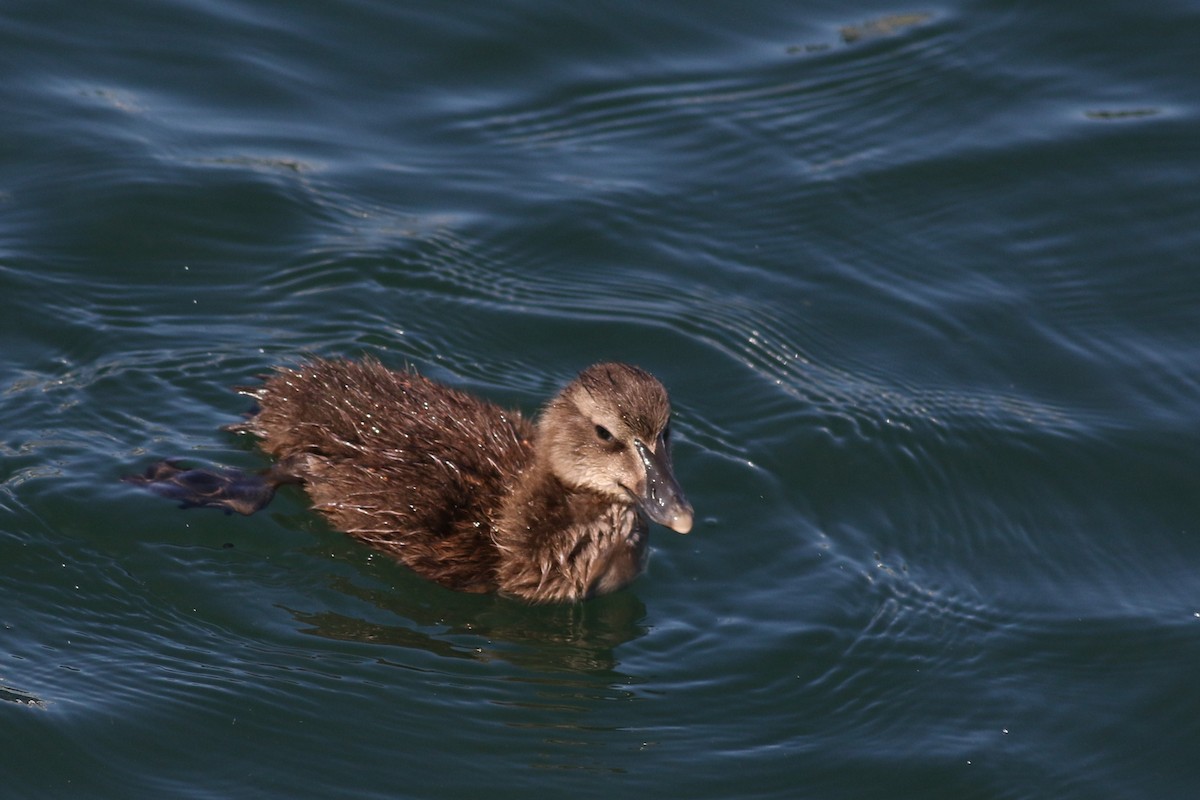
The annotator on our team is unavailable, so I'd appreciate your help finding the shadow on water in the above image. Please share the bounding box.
[284,571,649,674]
[281,554,658,776]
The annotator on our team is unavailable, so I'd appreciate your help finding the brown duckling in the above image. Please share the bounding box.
[127,358,693,603]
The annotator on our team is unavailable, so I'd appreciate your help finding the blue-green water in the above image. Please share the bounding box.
[3,1,1200,797]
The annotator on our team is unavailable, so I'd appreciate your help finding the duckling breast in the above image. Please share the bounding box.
[493,472,648,602]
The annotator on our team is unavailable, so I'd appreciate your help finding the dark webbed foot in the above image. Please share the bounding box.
[123,459,278,516]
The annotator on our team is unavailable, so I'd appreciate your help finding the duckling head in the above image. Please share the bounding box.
[539,363,694,534]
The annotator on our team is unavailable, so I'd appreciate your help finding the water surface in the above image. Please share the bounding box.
[3,1,1200,797]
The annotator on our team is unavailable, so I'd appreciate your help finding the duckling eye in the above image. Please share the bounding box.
[594,425,613,442]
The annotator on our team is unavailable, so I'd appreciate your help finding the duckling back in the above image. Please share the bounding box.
[233,357,534,593]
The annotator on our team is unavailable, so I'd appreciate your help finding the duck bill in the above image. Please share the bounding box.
[633,439,694,534]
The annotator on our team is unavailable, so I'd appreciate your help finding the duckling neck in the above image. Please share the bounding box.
[494,462,648,603]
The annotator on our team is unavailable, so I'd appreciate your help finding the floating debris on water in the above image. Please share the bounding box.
[787,12,934,55]
[1085,108,1161,121]
[841,12,934,43]
[1,684,46,709]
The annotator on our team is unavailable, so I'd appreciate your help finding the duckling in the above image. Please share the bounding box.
[126,358,693,603]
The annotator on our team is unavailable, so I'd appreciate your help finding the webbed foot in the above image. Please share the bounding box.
[123,459,278,516]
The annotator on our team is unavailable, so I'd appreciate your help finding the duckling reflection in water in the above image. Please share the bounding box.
[126,359,693,604]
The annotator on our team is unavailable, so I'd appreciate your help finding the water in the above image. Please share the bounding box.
[3,0,1200,797]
